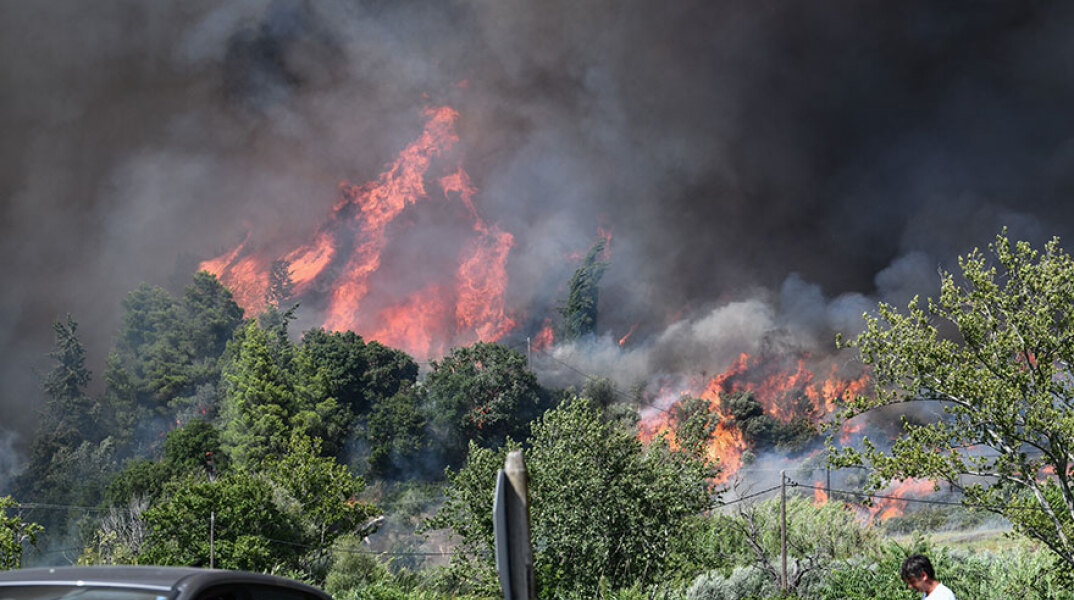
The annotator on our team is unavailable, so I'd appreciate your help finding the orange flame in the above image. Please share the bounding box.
[813,483,829,506]
[324,106,460,334]
[369,285,451,359]
[444,169,517,344]
[199,106,518,359]
[531,320,555,351]
[638,390,748,484]
[638,351,870,483]
[283,230,337,295]
[869,479,936,520]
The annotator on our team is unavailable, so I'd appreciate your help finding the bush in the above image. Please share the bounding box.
[687,565,775,600]
[324,541,390,598]
[816,536,1074,600]
[880,506,987,536]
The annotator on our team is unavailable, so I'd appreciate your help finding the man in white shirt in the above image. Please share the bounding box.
[900,553,956,600]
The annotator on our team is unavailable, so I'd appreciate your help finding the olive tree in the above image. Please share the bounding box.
[832,231,1074,568]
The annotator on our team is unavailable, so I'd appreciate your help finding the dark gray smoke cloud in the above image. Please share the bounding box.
[4,0,1074,474]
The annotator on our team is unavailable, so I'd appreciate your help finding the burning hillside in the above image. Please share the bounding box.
[639,351,869,484]
[200,106,515,360]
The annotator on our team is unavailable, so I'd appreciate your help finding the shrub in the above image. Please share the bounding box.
[687,565,775,600]
[817,536,1074,600]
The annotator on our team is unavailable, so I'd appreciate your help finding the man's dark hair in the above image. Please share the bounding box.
[900,553,936,581]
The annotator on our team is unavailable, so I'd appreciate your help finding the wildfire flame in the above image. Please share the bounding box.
[639,351,870,484]
[869,478,937,520]
[813,483,829,506]
[199,106,516,359]
[531,319,555,352]
[638,394,747,484]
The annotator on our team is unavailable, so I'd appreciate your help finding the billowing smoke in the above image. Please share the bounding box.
[4,0,1074,476]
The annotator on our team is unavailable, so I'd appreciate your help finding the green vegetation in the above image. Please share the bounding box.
[0,496,42,569]
[833,231,1074,570]
[559,237,610,341]
[9,231,1074,598]
[425,342,546,468]
[425,396,716,598]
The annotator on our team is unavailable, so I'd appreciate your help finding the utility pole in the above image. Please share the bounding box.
[780,470,787,593]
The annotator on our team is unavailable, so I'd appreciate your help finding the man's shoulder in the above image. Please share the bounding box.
[927,582,956,600]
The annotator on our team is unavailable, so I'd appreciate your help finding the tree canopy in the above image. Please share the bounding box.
[425,342,545,467]
[832,231,1074,569]
[427,396,717,597]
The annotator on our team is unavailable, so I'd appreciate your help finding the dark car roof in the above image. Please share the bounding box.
[0,566,212,589]
[0,566,332,600]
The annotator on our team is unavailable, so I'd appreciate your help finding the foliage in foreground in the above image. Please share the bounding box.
[426,396,717,598]
[83,434,378,583]
[833,231,1074,569]
[694,495,878,594]
[0,495,43,569]
[817,536,1074,600]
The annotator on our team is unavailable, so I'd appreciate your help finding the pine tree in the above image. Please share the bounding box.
[560,238,610,340]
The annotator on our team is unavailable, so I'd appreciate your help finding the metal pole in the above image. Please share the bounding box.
[780,470,787,593]
[526,337,531,366]
[210,511,215,569]
[503,451,535,600]
[826,465,831,500]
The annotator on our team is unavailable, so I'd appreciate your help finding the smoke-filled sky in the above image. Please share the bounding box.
[4,0,1074,475]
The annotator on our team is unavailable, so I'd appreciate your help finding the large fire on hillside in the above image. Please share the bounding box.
[200,106,939,517]
[637,351,870,484]
[200,106,515,360]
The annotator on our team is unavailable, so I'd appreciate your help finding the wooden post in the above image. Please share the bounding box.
[494,450,535,600]
[780,470,787,593]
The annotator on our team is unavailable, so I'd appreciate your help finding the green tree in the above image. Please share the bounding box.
[724,391,817,452]
[109,284,185,409]
[102,273,242,450]
[299,329,372,415]
[43,315,95,434]
[832,231,1074,569]
[360,340,421,411]
[427,397,717,597]
[105,420,223,508]
[298,330,419,417]
[560,237,610,340]
[670,395,722,456]
[220,319,351,468]
[183,271,246,361]
[105,458,176,507]
[425,342,544,467]
[0,496,43,569]
[140,471,306,572]
[139,435,377,581]
[262,435,379,579]
[163,418,225,474]
[14,316,113,539]
[366,385,429,478]
[219,320,300,467]
[266,259,295,308]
